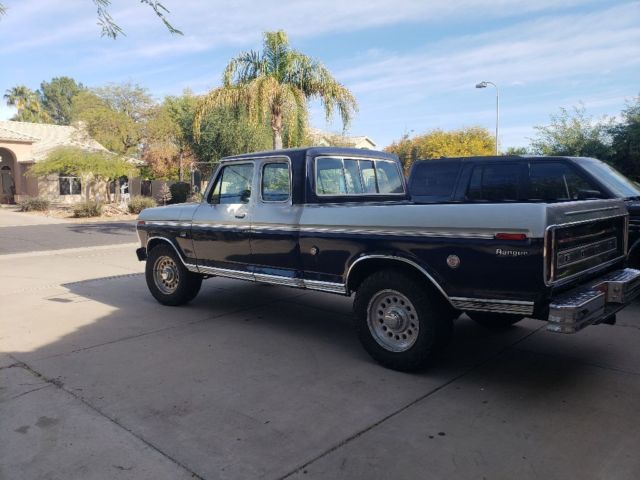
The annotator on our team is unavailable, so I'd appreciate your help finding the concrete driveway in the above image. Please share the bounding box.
[1,232,640,479]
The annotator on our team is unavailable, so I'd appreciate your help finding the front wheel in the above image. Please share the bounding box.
[145,244,202,306]
[353,270,454,372]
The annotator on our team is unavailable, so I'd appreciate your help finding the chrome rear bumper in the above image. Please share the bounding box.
[547,268,640,333]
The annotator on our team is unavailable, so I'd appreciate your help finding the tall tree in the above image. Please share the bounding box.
[530,105,612,159]
[386,127,496,173]
[71,91,140,154]
[194,30,358,150]
[609,96,640,180]
[3,85,51,123]
[170,92,271,164]
[40,77,86,125]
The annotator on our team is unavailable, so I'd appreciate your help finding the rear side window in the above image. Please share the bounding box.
[315,157,404,196]
[467,163,521,201]
[529,162,598,201]
[262,162,290,202]
[409,161,461,201]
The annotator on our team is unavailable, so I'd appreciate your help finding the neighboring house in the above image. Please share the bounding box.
[307,127,377,149]
[0,120,111,204]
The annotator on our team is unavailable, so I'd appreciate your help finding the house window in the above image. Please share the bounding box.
[59,176,82,195]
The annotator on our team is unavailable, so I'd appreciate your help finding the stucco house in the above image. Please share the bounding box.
[307,127,377,149]
[0,120,118,204]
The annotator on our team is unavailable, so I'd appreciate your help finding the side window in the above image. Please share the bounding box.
[409,161,461,200]
[316,157,346,195]
[467,163,521,201]
[359,160,377,193]
[209,163,254,204]
[262,163,290,202]
[315,157,405,196]
[375,161,404,194]
[529,162,597,201]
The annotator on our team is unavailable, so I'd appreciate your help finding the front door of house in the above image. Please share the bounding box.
[0,166,14,204]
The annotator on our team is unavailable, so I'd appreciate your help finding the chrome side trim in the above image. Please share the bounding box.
[197,265,254,281]
[255,272,302,287]
[192,222,251,231]
[346,255,453,305]
[451,297,534,315]
[304,279,348,294]
[299,225,495,239]
[146,221,192,228]
[193,264,348,293]
[564,206,620,216]
[146,237,198,271]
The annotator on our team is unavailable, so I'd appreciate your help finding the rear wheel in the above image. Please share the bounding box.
[353,269,454,372]
[145,244,202,306]
[467,311,524,330]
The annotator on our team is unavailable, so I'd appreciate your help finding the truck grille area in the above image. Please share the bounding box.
[547,216,627,285]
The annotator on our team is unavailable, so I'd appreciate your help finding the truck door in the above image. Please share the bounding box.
[249,158,303,281]
[191,161,255,274]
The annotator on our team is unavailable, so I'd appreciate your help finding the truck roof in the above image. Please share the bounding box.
[221,146,398,163]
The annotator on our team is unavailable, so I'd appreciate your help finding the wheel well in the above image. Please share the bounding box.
[347,258,450,305]
[147,237,172,254]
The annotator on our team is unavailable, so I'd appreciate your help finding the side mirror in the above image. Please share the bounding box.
[577,189,603,200]
[240,189,251,203]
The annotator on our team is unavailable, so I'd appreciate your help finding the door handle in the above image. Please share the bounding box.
[235,213,246,219]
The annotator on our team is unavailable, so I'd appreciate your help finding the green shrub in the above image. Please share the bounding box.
[187,192,204,203]
[169,182,191,204]
[128,195,156,214]
[19,197,51,212]
[73,201,103,218]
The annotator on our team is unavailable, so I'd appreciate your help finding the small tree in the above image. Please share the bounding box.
[157,182,172,205]
[29,147,138,202]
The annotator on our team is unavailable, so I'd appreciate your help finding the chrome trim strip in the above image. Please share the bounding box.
[198,265,254,281]
[451,297,534,315]
[299,225,496,239]
[146,221,192,228]
[564,206,621,216]
[346,255,453,306]
[255,273,302,287]
[303,279,348,294]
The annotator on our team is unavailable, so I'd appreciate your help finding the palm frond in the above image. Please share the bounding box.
[223,50,265,86]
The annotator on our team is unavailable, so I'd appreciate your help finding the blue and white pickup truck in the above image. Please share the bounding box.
[135,147,640,371]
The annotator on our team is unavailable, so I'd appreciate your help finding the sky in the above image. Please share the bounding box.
[0,0,639,150]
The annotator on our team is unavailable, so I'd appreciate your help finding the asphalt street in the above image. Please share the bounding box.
[0,221,137,254]
[1,216,640,480]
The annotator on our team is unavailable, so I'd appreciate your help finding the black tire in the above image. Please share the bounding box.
[353,269,454,372]
[467,311,524,330]
[145,244,202,306]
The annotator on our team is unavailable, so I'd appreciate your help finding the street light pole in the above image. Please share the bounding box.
[475,81,499,155]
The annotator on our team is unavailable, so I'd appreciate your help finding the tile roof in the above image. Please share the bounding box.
[0,120,109,162]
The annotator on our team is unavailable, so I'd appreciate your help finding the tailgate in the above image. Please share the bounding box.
[544,199,628,286]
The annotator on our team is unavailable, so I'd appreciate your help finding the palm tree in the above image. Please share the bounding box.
[4,85,51,123]
[194,31,358,150]
[4,86,34,111]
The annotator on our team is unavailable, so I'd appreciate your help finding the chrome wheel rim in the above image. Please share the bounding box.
[367,289,419,352]
[153,255,180,294]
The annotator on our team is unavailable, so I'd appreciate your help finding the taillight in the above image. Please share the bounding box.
[495,232,527,241]
[137,220,145,228]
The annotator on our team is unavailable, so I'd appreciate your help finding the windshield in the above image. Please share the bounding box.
[579,158,640,199]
